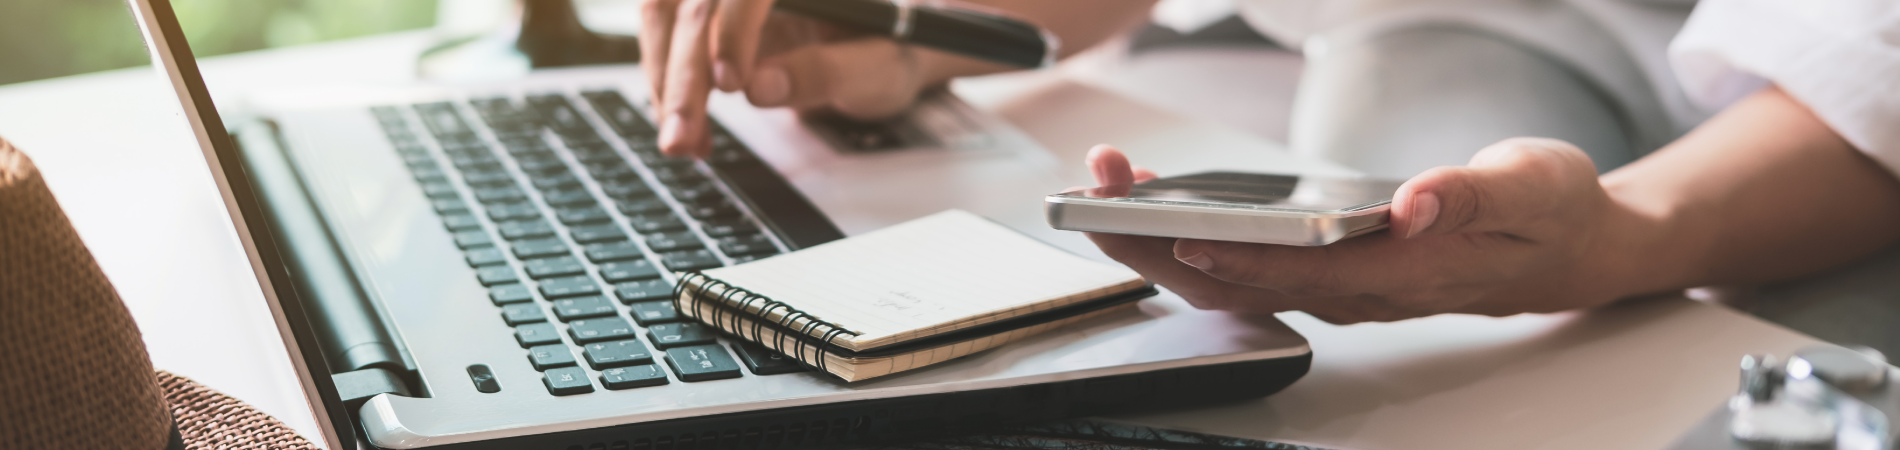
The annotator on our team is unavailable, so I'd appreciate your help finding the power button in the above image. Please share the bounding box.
[466,364,502,393]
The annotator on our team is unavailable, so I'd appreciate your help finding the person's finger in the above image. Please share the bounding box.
[640,0,683,113]
[1391,137,1600,239]
[1086,145,1136,187]
[709,0,775,92]
[1086,232,1302,313]
[1132,166,1158,182]
[745,38,923,120]
[659,0,717,158]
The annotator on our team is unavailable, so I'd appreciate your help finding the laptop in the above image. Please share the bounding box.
[126,1,1313,448]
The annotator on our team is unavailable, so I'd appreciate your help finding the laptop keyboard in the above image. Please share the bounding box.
[369,90,803,397]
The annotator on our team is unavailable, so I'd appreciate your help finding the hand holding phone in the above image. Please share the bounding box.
[1046,171,1405,246]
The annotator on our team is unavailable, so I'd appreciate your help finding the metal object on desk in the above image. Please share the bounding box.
[1668,345,1897,450]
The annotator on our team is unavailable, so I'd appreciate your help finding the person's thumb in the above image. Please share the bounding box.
[1392,138,1599,238]
[745,38,923,120]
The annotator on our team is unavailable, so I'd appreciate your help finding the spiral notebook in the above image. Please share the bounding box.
[672,210,1155,382]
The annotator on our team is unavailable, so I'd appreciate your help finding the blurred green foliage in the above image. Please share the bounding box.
[0,0,436,86]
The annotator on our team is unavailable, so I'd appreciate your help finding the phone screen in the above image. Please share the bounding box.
[1065,171,1403,212]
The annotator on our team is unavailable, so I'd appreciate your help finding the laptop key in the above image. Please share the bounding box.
[699,220,758,238]
[489,284,534,305]
[685,201,741,221]
[730,254,771,264]
[582,339,654,369]
[599,259,661,283]
[411,166,448,183]
[628,214,687,233]
[616,279,674,304]
[528,344,578,370]
[542,189,597,207]
[497,220,555,240]
[538,275,601,298]
[600,365,670,390]
[552,295,617,321]
[556,206,612,225]
[452,231,493,249]
[584,241,645,263]
[732,342,806,375]
[501,303,546,325]
[515,323,562,348]
[669,183,725,204]
[530,172,581,191]
[511,238,570,259]
[646,322,715,349]
[476,266,520,286]
[627,301,681,325]
[661,249,723,271]
[419,182,459,199]
[568,317,637,343]
[461,170,516,187]
[515,157,569,175]
[474,186,527,204]
[601,181,656,200]
[431,198,469,215]
[542,367,595,396]
[441,213,483,231]
[615,198,671,216]
[486,203,542,222]
[465,247,506,267]
[644,232,703,253]
[524,256,587,279]
[718,234,777,256]
[664,345,743,382]
[568,224,628,244]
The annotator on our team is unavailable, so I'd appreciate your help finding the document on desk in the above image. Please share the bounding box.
[674,209,1156,382]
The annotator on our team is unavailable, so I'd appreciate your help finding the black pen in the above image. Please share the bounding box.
[772,0,1058,68]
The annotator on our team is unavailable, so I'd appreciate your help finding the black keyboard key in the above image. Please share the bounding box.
[731,342,806,375]
[699,220,758,238]
[587,164,641,183]
[411,166,448,183]
[718,234,777,256]
[731,254,771,264]
[556,207,612,225]
[530,172,582,191]
[582,339,654,369]
[414,103,474,137]
[628,214,687,233]
[661,249,723,271]
[501,303,547,325]
[552,295,617,321]
[616,279,674,304]
[528,344,578,370]
[652,168,708,187]
[615,197,671,216]
[599,259,660,283]
[567,317,637,343]
[542,189,597,207]
[524,256,587,279]
[584,241,646,263]
[527,95,595,135]
[708,145,762,166]
[627,301,681,325]
[511,238,570,259]
[646,322,716,349]
[685,201,740,221]
[486,203,542,222]
[442,213,483,231]
[420,182,460,199]
[476,266,520,286]
[601,181,655,199]
[583,91,658,136]
[568,224,628,244]
[490,284,534,305]
[538,275,601,298]
[474,186,527,204]
[600,365,669,390]
[497,220,556,240]
[466,364,502,393]
[462,170,517,187]
[515,323,563,348]
[664,345,743,382]
[465,247,507,267]
[432,198,469,214]
[542,366,594,395]
[669,183,725,204]
[516,157,569,175]
[643,232,703,253]
[452,231,493,249]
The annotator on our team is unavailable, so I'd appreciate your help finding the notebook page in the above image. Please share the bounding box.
[697,209,1144,349]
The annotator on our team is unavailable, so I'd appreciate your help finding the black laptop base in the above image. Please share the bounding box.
[364,353,1311,450]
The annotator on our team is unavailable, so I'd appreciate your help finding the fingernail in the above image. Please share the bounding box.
[712,61,735,90]
[659,114,686,152]
[1178,252,1214,271]
[749,66,790,105]
[1406,192,1439,238]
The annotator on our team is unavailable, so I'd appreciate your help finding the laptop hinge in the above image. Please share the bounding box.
[333,367,414,409]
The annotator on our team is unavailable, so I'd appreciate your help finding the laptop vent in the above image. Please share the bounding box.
[564,416,869,450]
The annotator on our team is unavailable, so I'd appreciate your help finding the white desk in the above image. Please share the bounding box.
[0,31,1823,449]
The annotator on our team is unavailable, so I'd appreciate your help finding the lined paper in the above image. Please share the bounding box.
[689,209,1145,351]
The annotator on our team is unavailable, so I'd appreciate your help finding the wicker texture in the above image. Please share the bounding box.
[0,137,174,449]
[157,371,318,450]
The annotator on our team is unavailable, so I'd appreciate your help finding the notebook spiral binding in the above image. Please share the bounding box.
[673,272,862,374]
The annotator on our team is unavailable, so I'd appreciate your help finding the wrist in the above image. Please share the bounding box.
[1589,176,1711,300]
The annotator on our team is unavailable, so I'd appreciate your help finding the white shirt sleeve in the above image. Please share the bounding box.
[1670,0,1900,176]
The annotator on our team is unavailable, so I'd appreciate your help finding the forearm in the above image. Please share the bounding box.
[915,0,1158,82]
[1601,86,1900,295]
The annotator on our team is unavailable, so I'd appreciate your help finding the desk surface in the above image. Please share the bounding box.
[0,31,1824,450]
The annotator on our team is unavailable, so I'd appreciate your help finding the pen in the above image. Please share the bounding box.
[771,0,1058,68]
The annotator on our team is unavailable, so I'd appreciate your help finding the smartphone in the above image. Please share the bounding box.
[1045,171,1406,246]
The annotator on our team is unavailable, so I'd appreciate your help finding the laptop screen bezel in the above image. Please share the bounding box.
[124,0,355,447]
